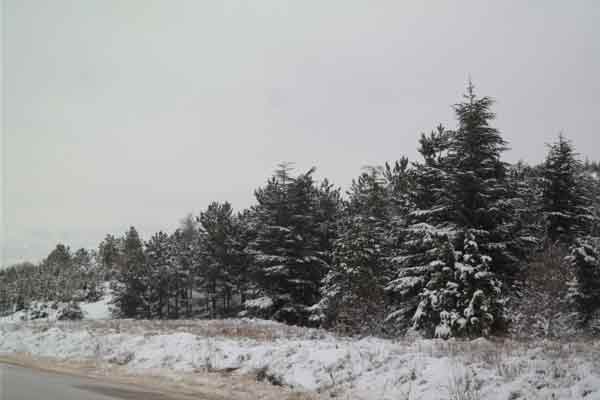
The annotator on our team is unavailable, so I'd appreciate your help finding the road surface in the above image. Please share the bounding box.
[0,363,200,400]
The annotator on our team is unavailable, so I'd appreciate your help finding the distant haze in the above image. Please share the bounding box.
[2,1,599,266]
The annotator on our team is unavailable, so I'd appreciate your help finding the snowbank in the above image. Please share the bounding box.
[1,320,599,399]
[80,296,112,320]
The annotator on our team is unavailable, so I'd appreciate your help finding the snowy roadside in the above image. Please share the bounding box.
[1,319,600,400]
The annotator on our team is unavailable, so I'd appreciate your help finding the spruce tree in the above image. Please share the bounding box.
[541,134,594,244]
[171,214,203,317]
[566,238,600,327]
[98,234,123,281]
[446,82,515,274]
[247,164,328,324]
[313,169,388,332]
[411,125,454,225]
[385,125,456,335]
[385,223,454,335]
[199,201,241,317]
[387,82,509,338]
[144,231,173,318]
[111,227,146,318]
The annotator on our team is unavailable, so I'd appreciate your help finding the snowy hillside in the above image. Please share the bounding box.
[1,319,599,400]
[0,283,112,323]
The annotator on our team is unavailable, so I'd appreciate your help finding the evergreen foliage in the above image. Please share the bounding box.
[314,168,389,332]
[386,82,509,337]
[111,227,146,318]
[566,238,600,327]
[247,164,331,324]
[3,82,600,340]
[541,135,595,244]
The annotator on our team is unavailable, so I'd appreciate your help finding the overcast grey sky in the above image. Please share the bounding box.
[2,1,599,266]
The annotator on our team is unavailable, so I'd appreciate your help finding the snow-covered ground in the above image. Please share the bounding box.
[80,296,112,320]
[1,318,600,400]
[0,283,113,323]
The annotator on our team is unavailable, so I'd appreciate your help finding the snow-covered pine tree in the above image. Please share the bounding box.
[443,83,510,335]
[312,168,388,332]
[98,234,123,281]
[446,82,515,275]
[566,238,600,327]
[72,248,102,301]
[385,125,456,335]
[383,157,413,219]
[504,162,543,257]
[111,226,146,318]
[247,164,328,325]
[312,179,343,268]
[43,244,74,302]
[410,125,454,225]
[199,201,243,317]
[0,269,12,315]
[452,230,504,337]
[385,223,455,335]
[541,134,595,244]
[171,215,203,318]
[143,231,173,319]
[387,83,509,338]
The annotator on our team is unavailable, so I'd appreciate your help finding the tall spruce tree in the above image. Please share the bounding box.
[541,134,594,244]
[143,231,173,318]
[199,201,244,317]
[247,164,328,324]
[98,234,123,281]
[566,238,600,328]
[171,214,203,317]
[111,227,146,318]
[385,125,456,335]
[313,168,389,332]
[387,82,509,338]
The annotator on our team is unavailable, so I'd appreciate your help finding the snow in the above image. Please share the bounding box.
[0,284,113,322]
[1,320,599,399]
[80,296,112,320]
[244,296,274,310]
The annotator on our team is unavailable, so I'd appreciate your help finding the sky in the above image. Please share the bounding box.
[2,1,599,266]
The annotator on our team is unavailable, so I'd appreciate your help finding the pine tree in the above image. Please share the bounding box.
[505,162,543,256]
[199,202,240,317]
[313,168,389,331]
[98,234,123,281]
[313,179,343,267]
[144,231,173,318]
[541,134,594,244]
[248,164,328,324]
[385,124,456,335]
[111,227,146,318]
[452,231,504,337]
[73,248,102,301]
[383,157,413,220]
[44,244,73,302]
[410,125,454,225]
[385,224,453,335]
[171,214,203,317]
[387,82,508,338]
[566,238,600,327]
[446,82,515,274]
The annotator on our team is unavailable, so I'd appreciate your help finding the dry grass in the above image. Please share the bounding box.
[446,367,482,400]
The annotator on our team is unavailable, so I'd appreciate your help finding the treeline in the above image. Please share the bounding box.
[2,83,600,338]
[0,245,103,311]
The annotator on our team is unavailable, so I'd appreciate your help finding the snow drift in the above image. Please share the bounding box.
[1,319,600,399]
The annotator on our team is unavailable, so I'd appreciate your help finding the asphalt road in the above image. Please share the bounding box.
[0,363,191,400]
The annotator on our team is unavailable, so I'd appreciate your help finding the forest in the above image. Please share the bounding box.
[2,83,600,339]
